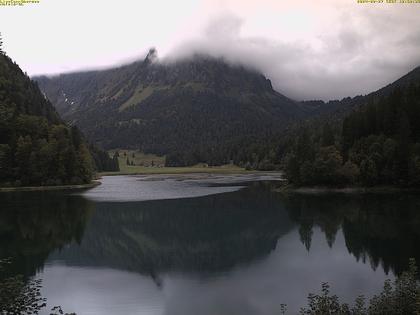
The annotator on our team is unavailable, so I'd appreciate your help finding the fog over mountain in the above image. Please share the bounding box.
[164,12,420,101]
[2,0,420,100]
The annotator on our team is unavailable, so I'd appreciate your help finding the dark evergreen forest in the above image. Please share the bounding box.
[0,40,118,187]
[27,40,420,187]
[283,83,420,187]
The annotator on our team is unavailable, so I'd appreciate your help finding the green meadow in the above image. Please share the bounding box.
[101,150,248,175]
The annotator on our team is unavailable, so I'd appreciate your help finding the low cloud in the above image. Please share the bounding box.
[165,8,420,101]
[4,0,419,101]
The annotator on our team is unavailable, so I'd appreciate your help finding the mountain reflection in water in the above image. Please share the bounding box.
[1,176,419,314]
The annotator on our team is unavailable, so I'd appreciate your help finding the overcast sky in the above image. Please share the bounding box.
[1,0,420,100]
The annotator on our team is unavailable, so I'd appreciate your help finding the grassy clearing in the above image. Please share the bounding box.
[109,150,165,169]
[99,165,249,176]
[102,149,249,175]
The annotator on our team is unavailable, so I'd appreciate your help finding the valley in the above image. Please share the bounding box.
[1,6,420,312]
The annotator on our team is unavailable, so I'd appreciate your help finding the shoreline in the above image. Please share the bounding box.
[275,184,420,194]
[0,181,101,193]
[98,168,273,176]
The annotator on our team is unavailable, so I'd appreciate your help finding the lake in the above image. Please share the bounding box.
[1,174,419,315]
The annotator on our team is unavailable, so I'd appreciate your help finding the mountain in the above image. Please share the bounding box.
[36,50,313,165]
[36,48,420,170]
[300,66,420,119]
[370,66,420,98]
[0,51,117,187]
[282,66,420,187]
[49,185,293,275]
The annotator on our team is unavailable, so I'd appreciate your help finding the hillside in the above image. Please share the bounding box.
[0,52,116,187]
[282,66,420,187]
[301,66,420,118]
[36,50,313,166]
[35,49,420,171]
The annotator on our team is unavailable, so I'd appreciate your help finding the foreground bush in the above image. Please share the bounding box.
[299,258,419,315]
[0,259,74,315]
[1,258,419,314]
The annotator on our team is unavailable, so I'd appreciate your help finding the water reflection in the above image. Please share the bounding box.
[50,182,293,276]
[1,180,420,314]
[1,184,420,279]
[0,192,93,277]
[284,193,420,275]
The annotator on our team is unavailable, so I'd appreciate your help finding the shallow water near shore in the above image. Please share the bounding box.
[1,174,419,315]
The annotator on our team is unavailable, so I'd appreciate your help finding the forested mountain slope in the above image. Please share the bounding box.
[282,67,420,187]
[0,51,117,187]
[36,48,420,174]
[36,50,314,165]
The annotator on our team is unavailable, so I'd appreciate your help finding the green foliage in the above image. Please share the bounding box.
[299,282,354,315]
[338,86,420,187]
[286,142,356,186]
[89,145,119,172]
[0,53,97,187]
[0,259,76,315]
[359,158,377,186]
[299,259,420,315]
[50,306,76,315]
[0,258,46,314]
[312,146,343,185]
[369,259,418,315]
[36,54,309,168]
[31,45,420,177]
[339,161,359,184]
[322,123,335,146]
[284,81,420,187]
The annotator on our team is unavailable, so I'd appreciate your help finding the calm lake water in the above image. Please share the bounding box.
[1,174,420,315]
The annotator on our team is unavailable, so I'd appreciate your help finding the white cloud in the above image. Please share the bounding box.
[1,0,420,100]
